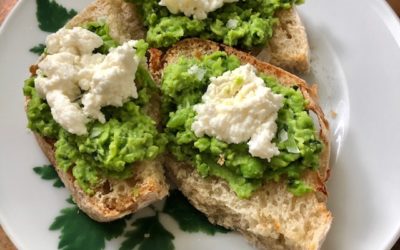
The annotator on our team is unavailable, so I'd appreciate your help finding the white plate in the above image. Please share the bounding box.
[1,0,400,249]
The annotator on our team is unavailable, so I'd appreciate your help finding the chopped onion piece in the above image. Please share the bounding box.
[226,19,238,29]
[278,129,288,142]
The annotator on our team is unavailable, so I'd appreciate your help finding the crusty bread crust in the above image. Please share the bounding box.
[27,0,168,222]
[149,38,331,250]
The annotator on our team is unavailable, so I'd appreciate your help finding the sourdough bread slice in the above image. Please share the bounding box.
[255,8,311,73]
[66,0,145,42]
[131,2,310,73]
[26,0,168,222]
[149,38,331,250]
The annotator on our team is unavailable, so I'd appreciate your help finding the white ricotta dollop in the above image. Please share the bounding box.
[45,27,103,55]
[191,64,284,160]
[35,27,141,135]
[159,0,238,20]
[79,40,139,123]
[46,91,88,134]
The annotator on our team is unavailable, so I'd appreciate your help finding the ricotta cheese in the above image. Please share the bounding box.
[35,27,141,135]
[159,0,238,20]
[191,64,284,160]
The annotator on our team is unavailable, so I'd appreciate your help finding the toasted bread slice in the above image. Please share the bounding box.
[149,38,331,250]
[131,1,310,73]
[255,8,310,73]
[66,0,145,42]
[27,0,168,222]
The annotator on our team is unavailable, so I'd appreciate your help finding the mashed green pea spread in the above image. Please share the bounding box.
[23,23,167,194]
[161,52,322,198]
[129,0,303,49]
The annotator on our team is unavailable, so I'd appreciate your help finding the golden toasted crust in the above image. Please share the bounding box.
[149,38,331,250]
[26,0,168,222]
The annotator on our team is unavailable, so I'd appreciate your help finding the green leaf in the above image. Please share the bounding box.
[50,198,128,250]
[29,43,46,55]
[36,0,77,32]
[163,190,229,235]
[120,215,174,250]
[33,165,64,188]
